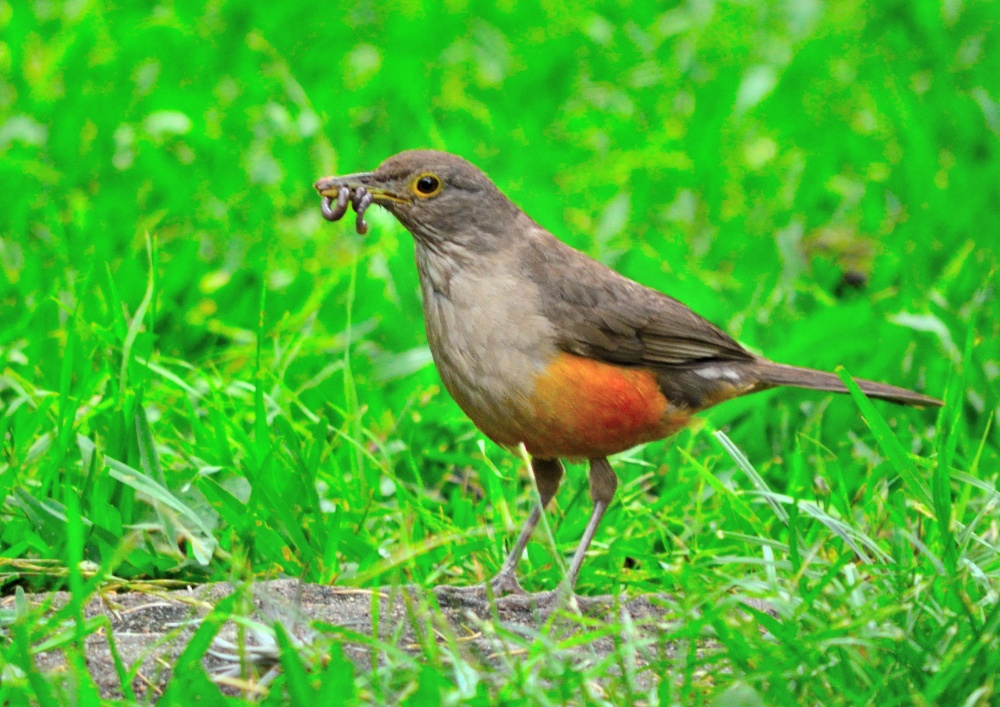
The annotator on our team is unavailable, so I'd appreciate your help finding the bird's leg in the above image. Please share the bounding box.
[488,457,618,615]
[489,457,564,597]
[563,457,618,590]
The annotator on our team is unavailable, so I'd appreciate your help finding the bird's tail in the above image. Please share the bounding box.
[752,361,943,408]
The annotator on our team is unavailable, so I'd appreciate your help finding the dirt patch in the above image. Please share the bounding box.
[9,580,771,700]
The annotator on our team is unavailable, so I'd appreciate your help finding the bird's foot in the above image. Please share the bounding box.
[433,580,628,622]
[432,569,526,608]
[488,569,527,598]
[494,584,624,618]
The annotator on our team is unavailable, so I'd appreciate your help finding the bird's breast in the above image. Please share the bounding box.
[415,247,556,441]
[414,245,690,459]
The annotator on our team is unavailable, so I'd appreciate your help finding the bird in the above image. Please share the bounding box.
[314,149,942,597]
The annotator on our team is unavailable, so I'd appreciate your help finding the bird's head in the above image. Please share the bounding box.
[314,150,523,252]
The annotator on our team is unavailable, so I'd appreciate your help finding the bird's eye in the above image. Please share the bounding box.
[414,173,442,197]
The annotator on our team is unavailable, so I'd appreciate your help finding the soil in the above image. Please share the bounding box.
[9,580,774,700]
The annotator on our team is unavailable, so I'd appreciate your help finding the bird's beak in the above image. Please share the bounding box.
[313,172,410,205]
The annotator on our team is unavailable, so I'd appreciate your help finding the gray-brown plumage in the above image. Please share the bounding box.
[315,149,942,596]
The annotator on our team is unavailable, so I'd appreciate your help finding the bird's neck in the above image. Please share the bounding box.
[413,239,468,299]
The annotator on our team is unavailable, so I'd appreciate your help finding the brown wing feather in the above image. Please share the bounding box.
[522,231,755,371]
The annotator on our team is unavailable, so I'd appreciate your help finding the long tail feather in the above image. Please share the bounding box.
[753,361,943,408]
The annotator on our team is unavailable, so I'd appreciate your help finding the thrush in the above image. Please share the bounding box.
[314,150,942,596]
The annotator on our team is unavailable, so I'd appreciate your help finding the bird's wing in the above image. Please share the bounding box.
[523,232,755,369]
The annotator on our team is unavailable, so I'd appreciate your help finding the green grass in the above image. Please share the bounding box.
[2,0,999,703]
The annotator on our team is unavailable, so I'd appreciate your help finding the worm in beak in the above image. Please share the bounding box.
[321,185,373,235]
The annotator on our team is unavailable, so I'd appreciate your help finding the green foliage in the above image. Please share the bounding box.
[2,0,999,703]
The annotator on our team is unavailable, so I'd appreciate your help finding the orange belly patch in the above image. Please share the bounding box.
[521,353,691,459]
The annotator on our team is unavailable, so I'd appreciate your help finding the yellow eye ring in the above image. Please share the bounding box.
[413,173,443,198]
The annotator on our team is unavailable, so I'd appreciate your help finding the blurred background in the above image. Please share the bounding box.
[1,0,997,586]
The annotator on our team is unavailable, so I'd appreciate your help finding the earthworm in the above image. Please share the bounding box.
[351,187,373,235]
[320,185,373,235]
[321,186,350,222]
